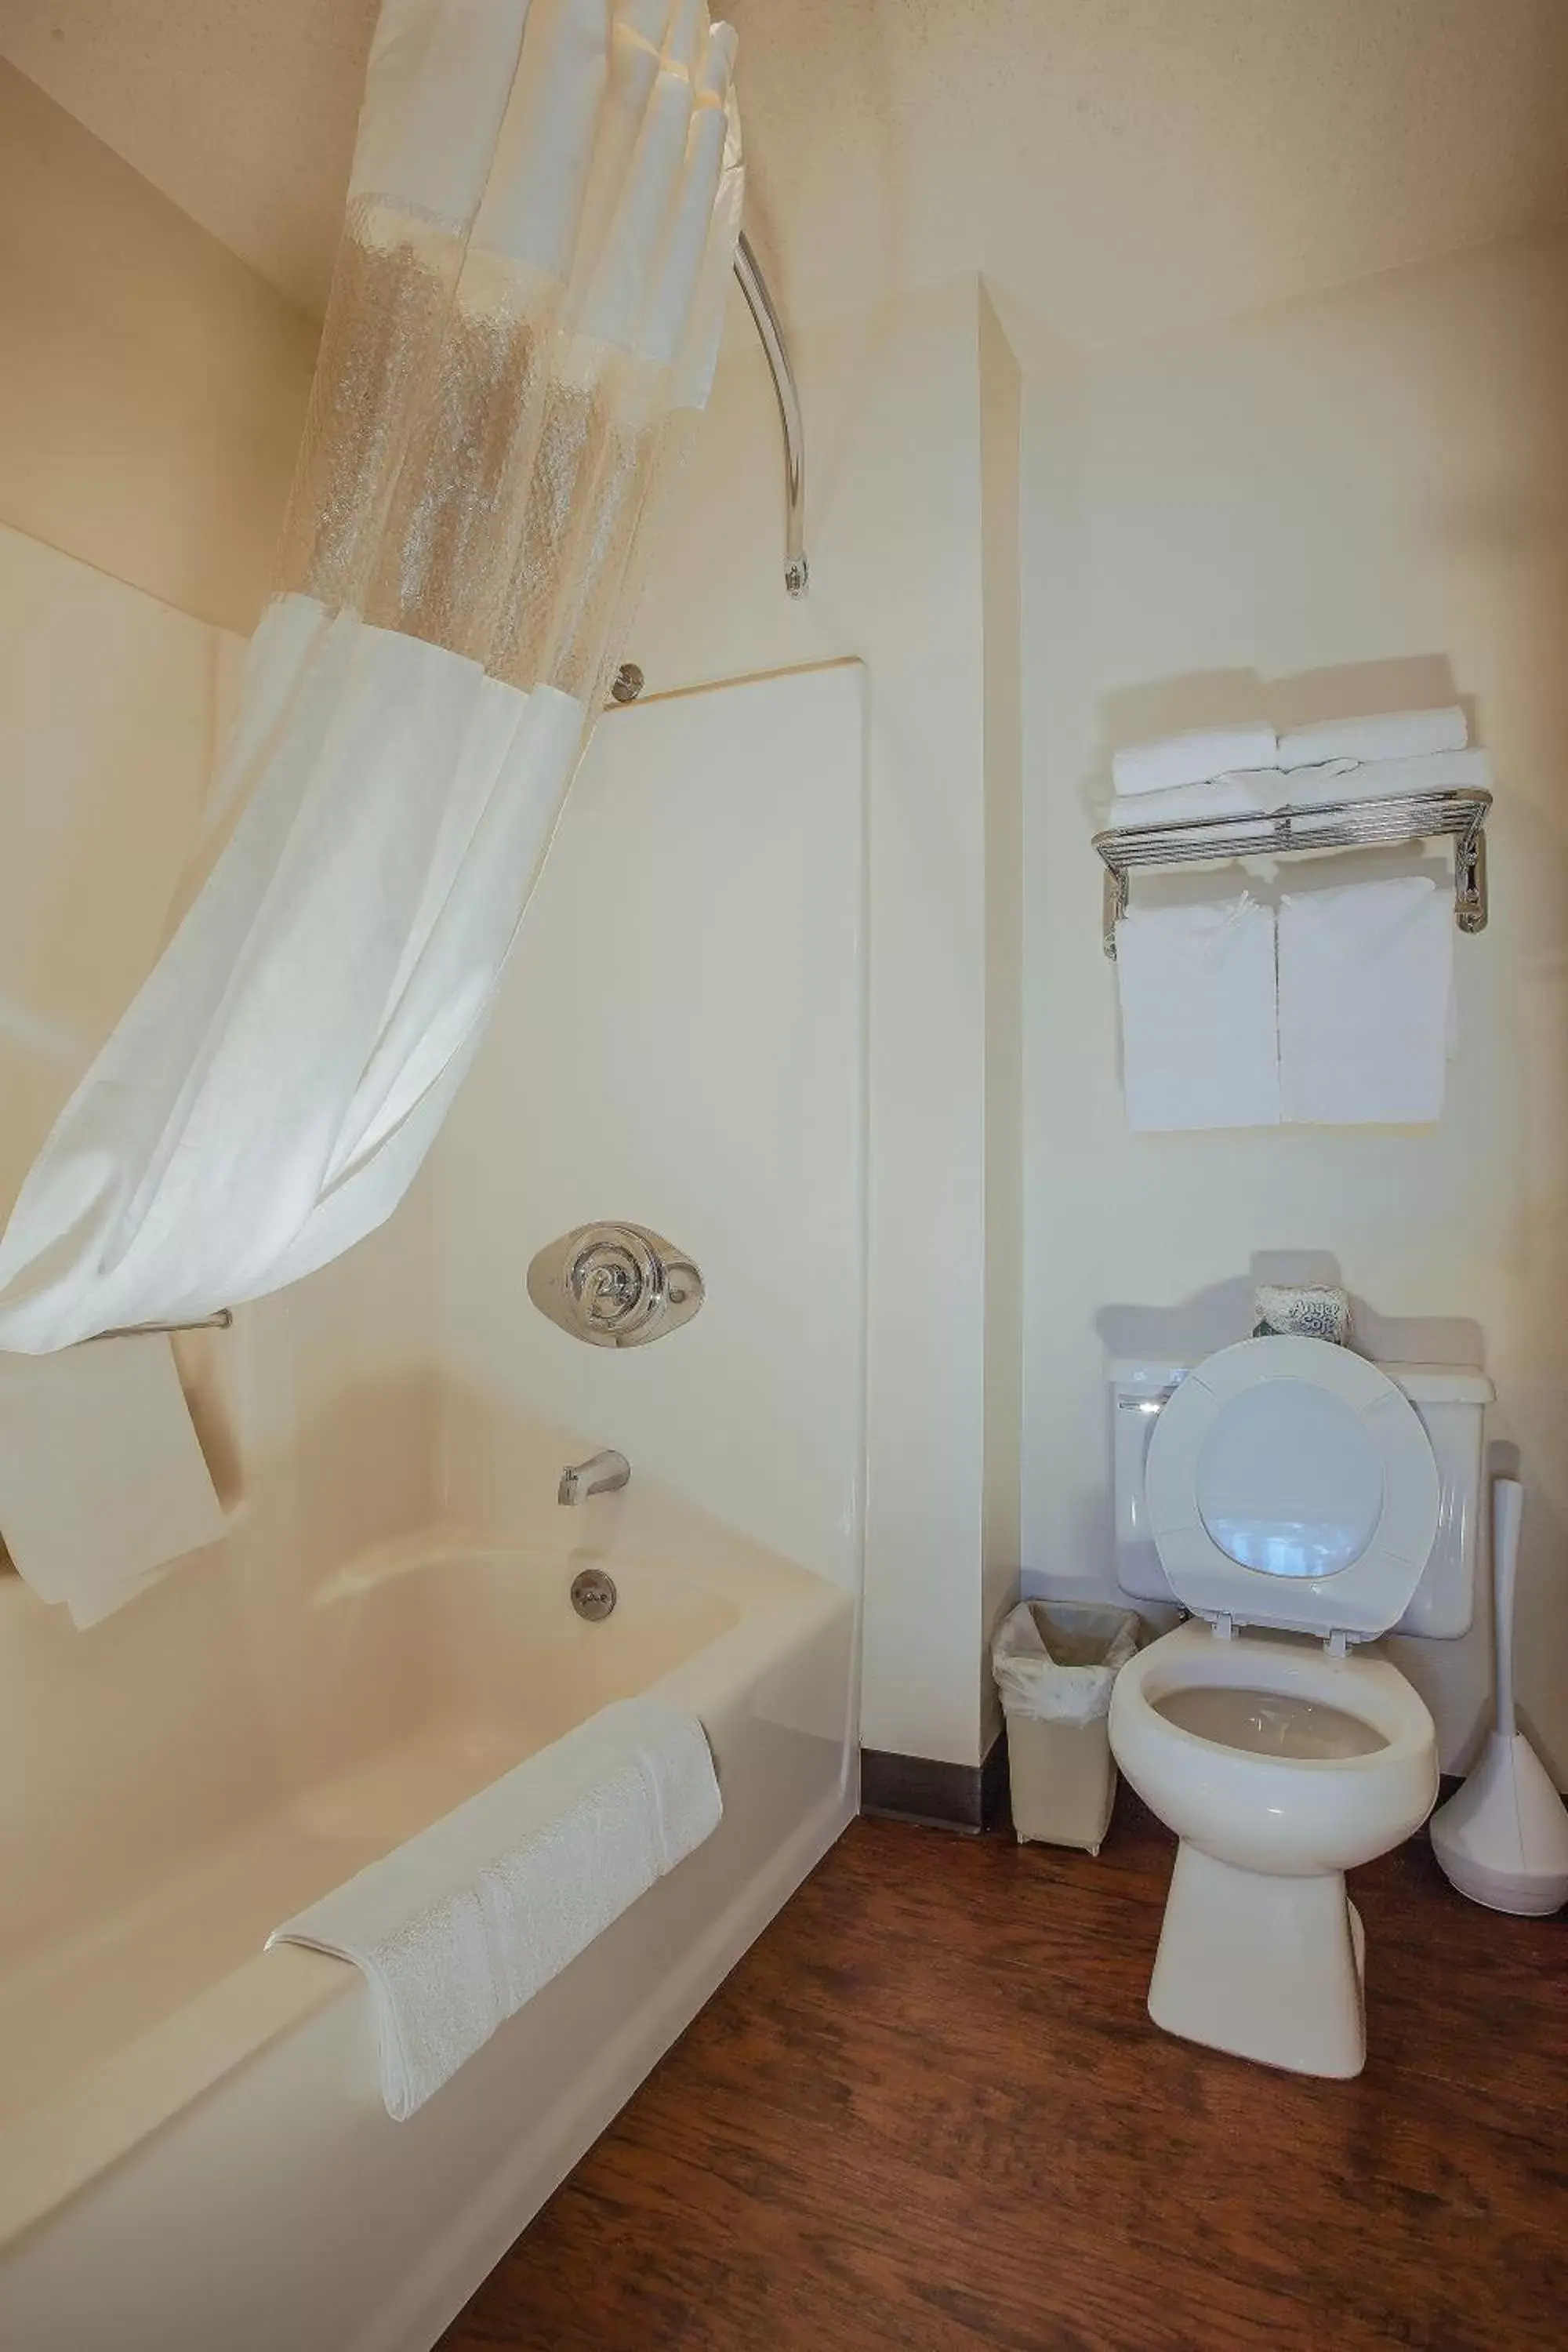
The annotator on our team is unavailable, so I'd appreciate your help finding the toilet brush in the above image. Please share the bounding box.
[1429,1479,1568,1915]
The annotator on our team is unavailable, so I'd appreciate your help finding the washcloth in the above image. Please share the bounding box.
[1282,746,1492,808]
[1253,1284,1353,1345]
[1112,724,1279,797]
[1104,775,1269,829]
[0,1335,226,1626]
[1116,892,1280,1131]
[269,1696,722,2119]
[1277,876,1453,1124]
[1278,706,1467,768]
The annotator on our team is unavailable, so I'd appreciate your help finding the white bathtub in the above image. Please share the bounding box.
[0,1537,855,2350]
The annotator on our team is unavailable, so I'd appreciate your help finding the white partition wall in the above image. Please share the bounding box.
[428,662,867,1606]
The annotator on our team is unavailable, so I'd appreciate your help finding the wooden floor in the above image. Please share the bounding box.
[440,1793,1566,2351]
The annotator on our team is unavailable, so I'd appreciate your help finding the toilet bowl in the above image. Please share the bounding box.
[1106,1334,1450,2078]
[1111,1621,1437,2076]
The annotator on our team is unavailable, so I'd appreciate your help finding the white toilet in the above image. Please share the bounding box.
[1106,1335,1492,2078]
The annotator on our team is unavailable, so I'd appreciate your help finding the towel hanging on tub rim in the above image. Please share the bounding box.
[0,0,744,1352]
[269,1696,723,2119]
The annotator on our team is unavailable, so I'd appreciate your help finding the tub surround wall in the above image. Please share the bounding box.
[425,665,867,1621]
[1021,224,1568,1784]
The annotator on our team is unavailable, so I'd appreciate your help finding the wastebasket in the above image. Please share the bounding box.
[992,1601,1142,1854]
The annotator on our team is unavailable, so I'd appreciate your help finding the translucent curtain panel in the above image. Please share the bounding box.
[0,0,742,1349]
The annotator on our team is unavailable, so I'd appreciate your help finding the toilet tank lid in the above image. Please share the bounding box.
[1106,1354,1493,1406]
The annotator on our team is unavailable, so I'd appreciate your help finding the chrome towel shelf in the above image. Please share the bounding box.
[1093,786,1492,960]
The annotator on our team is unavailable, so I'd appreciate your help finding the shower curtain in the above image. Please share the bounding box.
[0,0,742,1351]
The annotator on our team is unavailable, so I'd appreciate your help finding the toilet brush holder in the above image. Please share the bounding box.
[1430,1479,1568,1915]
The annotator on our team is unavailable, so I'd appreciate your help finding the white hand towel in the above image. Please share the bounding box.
[269,1696,722,2119]
[0,1336,226,1626]
[1104,775,1269,829]
[1278,877,1453,1125]
[1116,893,1280,1131]
[1112,724,1279,797]
[1278,706,1467,768]
[1282,746,1492,807]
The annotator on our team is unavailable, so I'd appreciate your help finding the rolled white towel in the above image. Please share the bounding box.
[1278,706,1466,768]
[1283,746,1492,808]
[1112,723,1279,797]
[1103,775,1269,829]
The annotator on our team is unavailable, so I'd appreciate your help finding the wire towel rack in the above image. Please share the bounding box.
[1092,786,1492,960]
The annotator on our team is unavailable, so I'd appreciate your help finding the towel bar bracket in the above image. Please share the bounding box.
[86,1308,234,1344]
[1094,786,1493,960]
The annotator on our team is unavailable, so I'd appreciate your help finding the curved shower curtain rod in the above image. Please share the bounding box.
[734,230,808,598]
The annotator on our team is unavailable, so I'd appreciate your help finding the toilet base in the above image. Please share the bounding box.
[1147,1842,1367,2078]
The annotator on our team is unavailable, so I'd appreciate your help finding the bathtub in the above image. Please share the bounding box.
[0,1537,855,2350]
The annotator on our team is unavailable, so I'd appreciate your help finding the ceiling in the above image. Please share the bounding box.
[8,0,1568,351]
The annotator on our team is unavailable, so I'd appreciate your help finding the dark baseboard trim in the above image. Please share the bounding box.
[861,1733,1009,1835]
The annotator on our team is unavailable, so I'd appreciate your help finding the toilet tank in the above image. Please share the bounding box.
[1109,1355,1494,1639]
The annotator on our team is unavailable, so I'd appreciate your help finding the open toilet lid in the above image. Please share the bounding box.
[1145,1337,1441,1640]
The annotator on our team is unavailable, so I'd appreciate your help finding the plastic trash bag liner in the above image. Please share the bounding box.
[992,1601,1141,1729]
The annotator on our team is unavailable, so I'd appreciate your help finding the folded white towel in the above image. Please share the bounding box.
[1282,746,1492,807]
[1278,706,1467,768]
[1116,893,1280,1131]
[0,1335,226,1626]
[1278,877,1453,1124]
[1104,776,1269,829]
[269,1696,722,2119]
[1112,724,1279,797]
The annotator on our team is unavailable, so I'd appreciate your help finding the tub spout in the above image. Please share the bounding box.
[558,1449,630,1506]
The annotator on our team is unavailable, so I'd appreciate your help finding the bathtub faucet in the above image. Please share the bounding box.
[557,1448,631,1506]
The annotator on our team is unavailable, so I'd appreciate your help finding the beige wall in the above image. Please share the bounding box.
[1022,224,1568,1782]
[0,64,315,635]
[630,278,1022,1767]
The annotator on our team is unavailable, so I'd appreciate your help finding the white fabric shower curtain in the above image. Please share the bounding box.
[0,0,742,1352]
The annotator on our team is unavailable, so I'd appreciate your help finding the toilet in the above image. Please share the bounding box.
[1106,1335,1492,2078]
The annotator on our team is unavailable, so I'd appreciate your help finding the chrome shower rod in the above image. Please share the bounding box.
[734,231,808,597]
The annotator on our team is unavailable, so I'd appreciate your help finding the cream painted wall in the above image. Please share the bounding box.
[627,278,1020,1766]
[1021,225,1568,1784]
[0,64,316,635]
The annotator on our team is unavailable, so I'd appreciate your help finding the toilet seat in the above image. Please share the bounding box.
[1146,1337,1440,1642]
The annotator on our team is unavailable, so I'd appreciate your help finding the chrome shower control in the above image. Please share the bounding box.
[527,1224,704,1348]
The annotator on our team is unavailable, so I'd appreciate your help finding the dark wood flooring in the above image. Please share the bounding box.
[439,1791,1566,2351]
